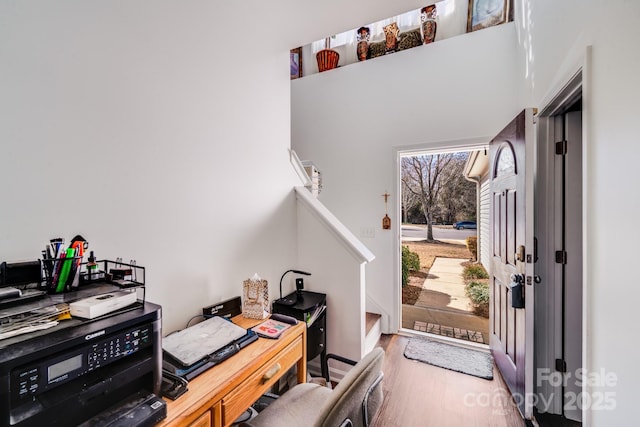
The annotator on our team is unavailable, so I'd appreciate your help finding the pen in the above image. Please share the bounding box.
[55,248,75,293]
[50,238,64,257]
[41,250,52,285]
[50,249,65,292]
[69,240,86,289]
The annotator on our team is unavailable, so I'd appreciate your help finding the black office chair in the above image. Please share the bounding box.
[241,347,384,427]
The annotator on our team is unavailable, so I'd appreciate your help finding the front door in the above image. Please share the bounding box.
[489,109,535,419]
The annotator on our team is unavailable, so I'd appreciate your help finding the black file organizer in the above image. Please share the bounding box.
[272,290,328,381]
[40,258,147,307]
[0,260,148,337]
[102,259,145,287]
[89,259,146,302]
[41,255,83,293]
[43,258,145,290]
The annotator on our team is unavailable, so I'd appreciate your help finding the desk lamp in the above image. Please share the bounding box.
[277,269,311,306]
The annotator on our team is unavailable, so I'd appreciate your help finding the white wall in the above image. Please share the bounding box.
[0,1,306,335]
[292,23,519,332]
[514,1,640,424]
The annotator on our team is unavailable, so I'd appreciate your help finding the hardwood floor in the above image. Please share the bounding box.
[371,333,526,427]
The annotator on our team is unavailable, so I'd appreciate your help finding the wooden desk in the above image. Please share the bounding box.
[159,315,307,427]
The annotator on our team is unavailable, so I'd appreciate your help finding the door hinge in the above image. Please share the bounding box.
[555,250,567,264]
[555,358,567,373]
[555,140,567,155]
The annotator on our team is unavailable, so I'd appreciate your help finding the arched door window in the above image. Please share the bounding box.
[493,141,516,178]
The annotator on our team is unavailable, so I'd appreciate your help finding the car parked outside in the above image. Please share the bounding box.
[453,221,477,230]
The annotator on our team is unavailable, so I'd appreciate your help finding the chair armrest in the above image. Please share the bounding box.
[325,353,357,384]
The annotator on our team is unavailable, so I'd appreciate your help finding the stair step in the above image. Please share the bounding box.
[366,312,382,335]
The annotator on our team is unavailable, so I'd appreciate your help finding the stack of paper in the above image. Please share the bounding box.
[306,305,326,327]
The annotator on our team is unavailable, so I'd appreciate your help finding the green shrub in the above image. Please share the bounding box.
[466,236,478,261]
[465,280,489,318]
[404,246,420,271]
[401,245,420,288]
[465,281,489,305]
[463,263,489,280]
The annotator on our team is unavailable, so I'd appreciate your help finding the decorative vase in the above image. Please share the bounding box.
[316,49,340,72]
[383,22,399,54]
[421,5,438,45]
[356,26,370,61]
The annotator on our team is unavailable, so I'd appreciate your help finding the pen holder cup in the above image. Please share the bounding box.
[42,256,83,294]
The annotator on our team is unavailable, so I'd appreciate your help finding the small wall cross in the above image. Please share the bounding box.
[382,192,391,230]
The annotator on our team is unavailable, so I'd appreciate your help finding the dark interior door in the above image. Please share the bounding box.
[489,109,535,418]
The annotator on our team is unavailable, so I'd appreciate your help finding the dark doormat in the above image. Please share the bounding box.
[403,337,494,380]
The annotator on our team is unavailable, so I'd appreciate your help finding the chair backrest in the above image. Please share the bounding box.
[316,347,384,427]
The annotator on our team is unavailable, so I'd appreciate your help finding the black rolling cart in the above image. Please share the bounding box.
[272,290,328,381]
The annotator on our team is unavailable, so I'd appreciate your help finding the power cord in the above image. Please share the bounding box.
[185,314,204,328]
[164,314,207,337]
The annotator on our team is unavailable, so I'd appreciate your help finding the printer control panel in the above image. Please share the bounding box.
[11,324,152,403]
[87,325,151,371]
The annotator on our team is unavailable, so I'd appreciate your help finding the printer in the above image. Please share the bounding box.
[0,300,164,427]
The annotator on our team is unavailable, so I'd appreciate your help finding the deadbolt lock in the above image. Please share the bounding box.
[515,245,525,262]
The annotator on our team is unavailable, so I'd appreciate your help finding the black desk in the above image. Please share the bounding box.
[272,290,328,380]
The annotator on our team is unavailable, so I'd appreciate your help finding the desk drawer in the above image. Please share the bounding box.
[222,336,303,424]
[189,410,211,427]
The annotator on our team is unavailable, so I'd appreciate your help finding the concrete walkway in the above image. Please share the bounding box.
[402,257,489,343]
[415,257,472,312]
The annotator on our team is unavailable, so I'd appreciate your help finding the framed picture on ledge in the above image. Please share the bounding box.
[467,0,510,33]
[290,47,302,80]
